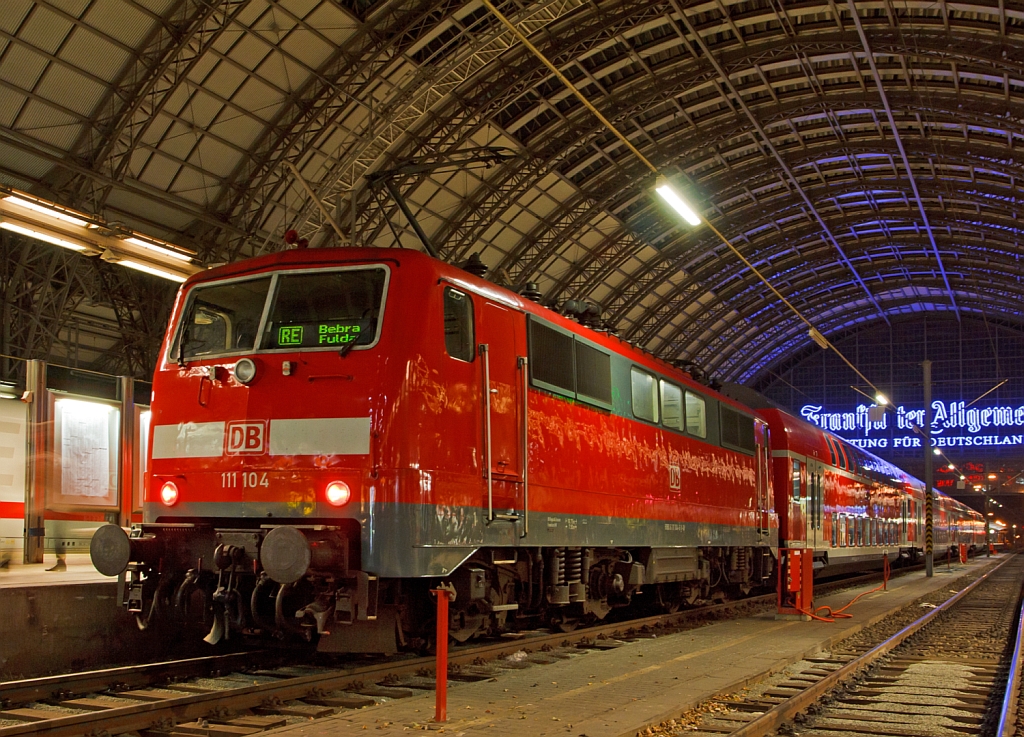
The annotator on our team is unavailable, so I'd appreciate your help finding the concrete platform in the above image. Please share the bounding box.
[0,554,214,679]
[0,553,107,588]
[264,555,1002,737]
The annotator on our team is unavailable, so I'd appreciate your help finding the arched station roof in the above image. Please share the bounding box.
[2,0,1023,381]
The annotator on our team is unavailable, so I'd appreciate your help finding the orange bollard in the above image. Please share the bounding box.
[431,586,455,722]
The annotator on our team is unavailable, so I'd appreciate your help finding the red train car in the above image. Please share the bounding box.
[91,248,778,652]
[723,386,986,578]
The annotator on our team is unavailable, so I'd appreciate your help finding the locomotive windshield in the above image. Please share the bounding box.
[175,277,272,359]
[263,268,386,350]
[171,266,388,360]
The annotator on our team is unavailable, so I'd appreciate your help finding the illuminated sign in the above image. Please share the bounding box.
[800,401,1024,451]
[279,326,303,346]
[271,320,365,349]
[318,322,360,345]
[935,460,985,490]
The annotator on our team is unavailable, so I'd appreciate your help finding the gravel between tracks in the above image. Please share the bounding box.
[641,559,1002,736]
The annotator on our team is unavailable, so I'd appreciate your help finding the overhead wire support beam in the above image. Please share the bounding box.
[846,0,960,321]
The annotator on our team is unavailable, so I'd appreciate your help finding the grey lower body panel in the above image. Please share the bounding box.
[146,501,778,579]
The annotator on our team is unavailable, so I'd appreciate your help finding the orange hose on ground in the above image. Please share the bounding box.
[798,555,892,623]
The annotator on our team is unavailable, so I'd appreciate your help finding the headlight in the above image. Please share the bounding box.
[234,358,257,384]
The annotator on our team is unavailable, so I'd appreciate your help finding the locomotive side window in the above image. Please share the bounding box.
[792,460,801,501]
[575,341,612,407]
[685,391,707,438]
[720,406,755,453]
[264,268,387,350]
[174,277,272,359]
[660,381,684,431]
[442,288,475,361]
[631,368,658,423]
[529,319,575,395]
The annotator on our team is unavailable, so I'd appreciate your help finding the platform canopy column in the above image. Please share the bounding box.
[24,359,46,564]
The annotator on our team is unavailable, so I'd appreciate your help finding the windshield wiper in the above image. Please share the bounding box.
[177,301,196,368]
[338,310,373,359]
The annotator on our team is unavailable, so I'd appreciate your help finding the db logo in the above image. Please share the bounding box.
[668,464,682,491]
[226,421,268,455]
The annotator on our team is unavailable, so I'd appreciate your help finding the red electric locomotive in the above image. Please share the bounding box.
[90,247,779,652]
[89,246,984,650]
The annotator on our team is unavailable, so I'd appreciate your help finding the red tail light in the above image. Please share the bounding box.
[325,480,351,507]
[159,481,179,506]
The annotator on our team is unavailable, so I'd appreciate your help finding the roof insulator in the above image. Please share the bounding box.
[462,252,488,277]
[520,282,542,302]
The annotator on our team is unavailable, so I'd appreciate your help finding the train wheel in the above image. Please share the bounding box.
[448,609,485,642]
[656,583,682,613]
[552,613,579,632]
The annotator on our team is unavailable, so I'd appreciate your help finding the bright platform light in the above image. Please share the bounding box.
[3,195,89,227]
[124,236,194,262]
[118,258,188,282]
[0,222,88,251]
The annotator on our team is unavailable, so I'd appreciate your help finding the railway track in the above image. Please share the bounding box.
[669,554,1024,737]
[0,562,935,737]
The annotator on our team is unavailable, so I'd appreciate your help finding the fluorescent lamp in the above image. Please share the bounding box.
[0,221,89,251]
[118,258,188,282]
[124,236,194,262]
[3,195,90,227]
[655,177,701,226]
[875,393,888,405]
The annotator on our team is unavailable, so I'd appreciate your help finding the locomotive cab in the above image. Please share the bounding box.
[92,250,401,649]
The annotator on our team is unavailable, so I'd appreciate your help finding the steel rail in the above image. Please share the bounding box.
[0,652,269,707]
[729,554,1015,737]
[997,568,1024,736]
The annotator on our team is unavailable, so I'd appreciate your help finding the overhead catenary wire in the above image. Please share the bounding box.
[479,0,885,399]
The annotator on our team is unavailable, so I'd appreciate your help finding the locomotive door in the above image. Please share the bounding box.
[805,459,823,550]
[477,300,526,526]
[755,422,771,540]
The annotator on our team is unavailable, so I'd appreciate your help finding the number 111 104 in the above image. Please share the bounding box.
[221,472,269,488]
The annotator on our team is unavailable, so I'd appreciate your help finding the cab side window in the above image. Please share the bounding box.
[661,381,684,431]
[685,391,707,438]
[631,368,658,423]
[443,288,475,361]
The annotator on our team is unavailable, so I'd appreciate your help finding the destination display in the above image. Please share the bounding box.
[799,400,1024,452]
[271,319,367,349]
